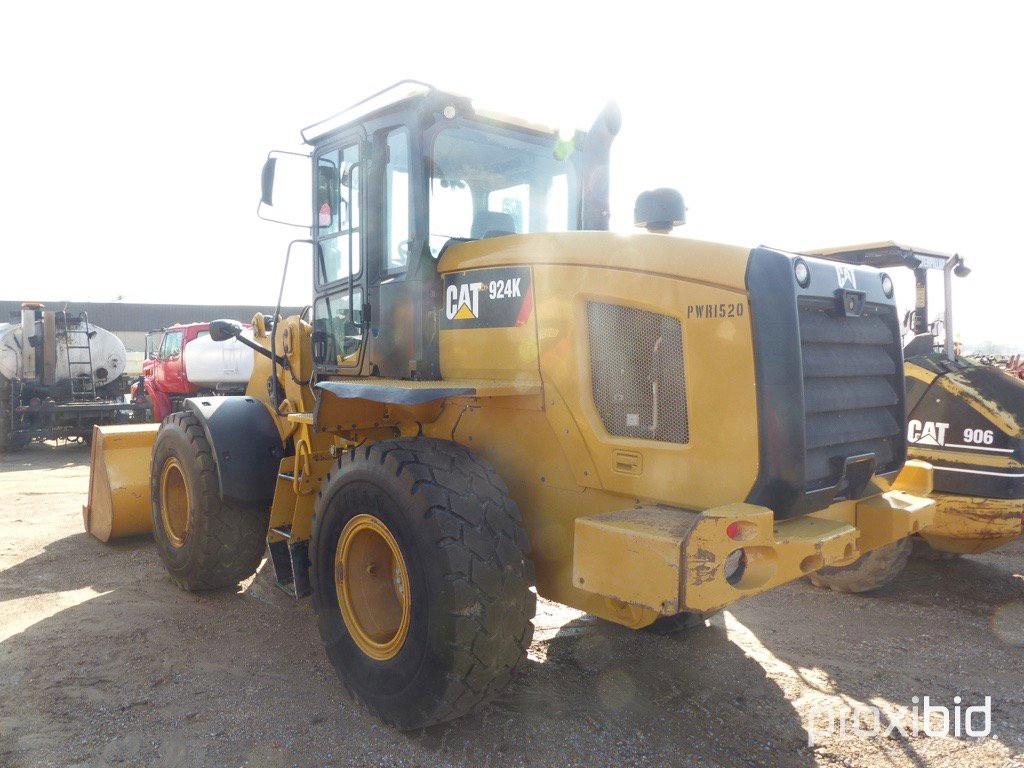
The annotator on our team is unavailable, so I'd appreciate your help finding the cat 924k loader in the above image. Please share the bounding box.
[84,82,935,729]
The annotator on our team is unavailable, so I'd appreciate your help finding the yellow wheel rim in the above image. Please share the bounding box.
[159,458,191,548]
[335,513,411,661]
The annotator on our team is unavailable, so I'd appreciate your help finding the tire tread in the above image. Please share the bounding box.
[808,537,912,594]
[151,411,269,591]
[311,436,535,729]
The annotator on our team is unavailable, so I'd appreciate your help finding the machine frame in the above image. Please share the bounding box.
[84,85,941,729]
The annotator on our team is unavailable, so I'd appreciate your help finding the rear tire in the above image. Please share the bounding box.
[310,437,536,730]
[150,411,270,591]
[808,538,913,594]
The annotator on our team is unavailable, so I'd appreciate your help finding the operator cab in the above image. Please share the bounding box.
[259,81,620,381]
[803,241,970,364]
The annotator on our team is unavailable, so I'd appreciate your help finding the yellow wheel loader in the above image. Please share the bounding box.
[84,82,935,729]
[803,243,1023,592]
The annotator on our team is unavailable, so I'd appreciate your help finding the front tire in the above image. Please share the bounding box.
[808,538,913,594]
[150,411,270,591]
[0,376,29,453]
[310,438,536,730]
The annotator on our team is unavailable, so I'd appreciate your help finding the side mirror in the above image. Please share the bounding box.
[634,188,686,233]
[257,150,313,228]
[209,319,243,342]
[260,158,276,206]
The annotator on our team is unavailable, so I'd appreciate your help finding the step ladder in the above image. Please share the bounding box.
[267,521,312,598]
[59,309,97,401]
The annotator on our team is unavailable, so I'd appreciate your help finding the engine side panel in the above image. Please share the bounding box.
[432,251,758,624]
[437,259,760,514]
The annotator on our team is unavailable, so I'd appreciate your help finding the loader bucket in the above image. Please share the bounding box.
[83,424,159,542]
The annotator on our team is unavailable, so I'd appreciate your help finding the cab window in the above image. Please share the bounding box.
[316,143,360,283]
[159,331,183,360]
[487,183,529,233]
[428,124,579,255]
[384,128,411,274]
[145,332,161,359]
[313,289,363,368]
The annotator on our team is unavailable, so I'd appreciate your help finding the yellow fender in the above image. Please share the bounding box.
[83,424,159,542]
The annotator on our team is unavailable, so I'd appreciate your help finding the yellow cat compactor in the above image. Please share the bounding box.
[802,243,1023,592]
[85,83,935,729]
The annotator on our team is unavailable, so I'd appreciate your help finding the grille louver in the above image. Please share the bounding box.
[798,299,903,491]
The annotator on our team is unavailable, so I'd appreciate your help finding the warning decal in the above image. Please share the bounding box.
[441,267,533,330]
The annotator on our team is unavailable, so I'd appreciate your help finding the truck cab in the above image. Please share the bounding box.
[138,322,252,420]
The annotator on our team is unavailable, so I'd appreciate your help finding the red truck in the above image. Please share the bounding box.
[135,322,254,421]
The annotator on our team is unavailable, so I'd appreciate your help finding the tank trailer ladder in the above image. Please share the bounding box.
[59,309,98,401]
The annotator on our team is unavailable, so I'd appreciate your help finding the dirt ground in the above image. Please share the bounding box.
[1,444,1022,768]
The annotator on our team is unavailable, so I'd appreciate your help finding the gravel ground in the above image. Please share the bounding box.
[1,444,1022,768]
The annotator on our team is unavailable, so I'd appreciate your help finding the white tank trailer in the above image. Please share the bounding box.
[181,330,255,388]
[0,317,127,386]
[0,304,149,451]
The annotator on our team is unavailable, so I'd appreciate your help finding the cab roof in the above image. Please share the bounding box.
[300,79,566,144]
[802,241,957,271]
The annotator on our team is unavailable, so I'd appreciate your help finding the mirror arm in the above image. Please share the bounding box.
[235,333,287,367]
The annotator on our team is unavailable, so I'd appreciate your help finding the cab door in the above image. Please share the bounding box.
[310,121,417,379]
[155,330,187,393]
[311,135,367,375]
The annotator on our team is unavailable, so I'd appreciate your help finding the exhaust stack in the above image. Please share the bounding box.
[19,303,39,382]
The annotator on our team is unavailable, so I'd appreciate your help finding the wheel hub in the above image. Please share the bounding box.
[159,458,191,548]
[335,514,411,661]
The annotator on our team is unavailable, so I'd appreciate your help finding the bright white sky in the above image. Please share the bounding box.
[2,1,1021,348]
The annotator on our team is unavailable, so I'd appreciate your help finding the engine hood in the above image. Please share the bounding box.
[436,232,752,293]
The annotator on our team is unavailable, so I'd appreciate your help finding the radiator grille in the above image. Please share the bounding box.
[587,302,688,443]
[798,298,903,490]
